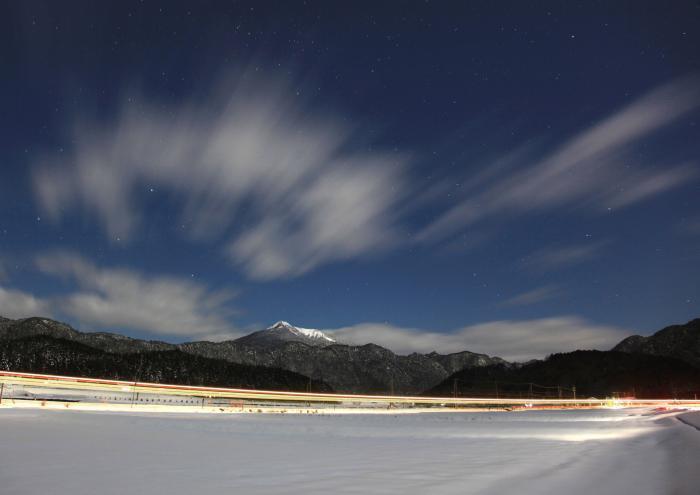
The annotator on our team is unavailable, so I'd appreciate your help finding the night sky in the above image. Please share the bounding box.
[1,1,699,360]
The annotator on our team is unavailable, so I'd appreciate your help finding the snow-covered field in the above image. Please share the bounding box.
[1,408,699,495]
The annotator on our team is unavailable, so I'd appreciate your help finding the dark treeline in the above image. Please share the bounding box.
[428,351,700,399]
[0,335,332,392]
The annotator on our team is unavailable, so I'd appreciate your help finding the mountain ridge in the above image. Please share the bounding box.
[0,316,505,393]
[612,318,700,367]
[7,315,698,395]
[0,334,331,392]
[428,317,700,399]
[428,350,700,399]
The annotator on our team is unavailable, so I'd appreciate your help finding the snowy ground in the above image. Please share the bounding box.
[1,408,699,495]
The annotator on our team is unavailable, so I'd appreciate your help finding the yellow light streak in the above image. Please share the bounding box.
[2,370,698,408]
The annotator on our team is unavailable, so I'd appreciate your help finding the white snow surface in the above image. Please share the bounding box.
[270,320,336,342]
[1,408,699,495]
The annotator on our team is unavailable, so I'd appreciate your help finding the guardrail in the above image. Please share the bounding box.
[2,370,699,409]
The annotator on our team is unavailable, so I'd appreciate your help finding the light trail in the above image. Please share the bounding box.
[1,370,699,409]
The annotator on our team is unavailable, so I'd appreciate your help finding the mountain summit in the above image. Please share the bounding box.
[234,321,337,348]
[613,318,700,367]
[270,321,337,343]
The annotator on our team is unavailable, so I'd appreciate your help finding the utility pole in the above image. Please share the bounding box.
[572,386,577,401]
[453,378,458,408]
[131,382,138,408]
[528,383,533,399]
[557,385,562,399]
[0,382,4,405]
[132,354,144,408]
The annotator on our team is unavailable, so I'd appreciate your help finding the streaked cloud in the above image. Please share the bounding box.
[228,160,404,279]
[418,76,700,242]
[33,73,409,279]
[605,164,696,209]
[31,74,699,279]
[34,252,240,339]
[522,241,608,271]
[328,317,631,362]
[675,216,700,236]
[501,285,560,306]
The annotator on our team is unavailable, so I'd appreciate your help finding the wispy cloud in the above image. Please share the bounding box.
[605,164,696,209]
[31,74,699,278]
[328,317,631,362]
[33,73,409,279]
[522,241,608,271]
[33,252,240,339]
[501,285,560,306]
[418,75,700,242]
[675,216,700,236]
[0,253,51,319]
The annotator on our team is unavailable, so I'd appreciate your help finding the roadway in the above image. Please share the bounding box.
[2,370,699,410]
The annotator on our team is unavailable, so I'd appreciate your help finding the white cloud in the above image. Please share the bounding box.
[328,317,631,362]
[31,73,699,278]
[228,160,402,278]
[501,285,560,306]
[0,285,52,319]
[522,241,608,271]
[34,252,240,339]
[605,164,696,209]
[418,75,700,242]
[33,74,409,279]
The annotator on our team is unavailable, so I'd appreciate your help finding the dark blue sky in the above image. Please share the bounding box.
[1,1,699,359]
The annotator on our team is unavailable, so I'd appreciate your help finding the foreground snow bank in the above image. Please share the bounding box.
[1,408,698,495]
[678,411,700,430]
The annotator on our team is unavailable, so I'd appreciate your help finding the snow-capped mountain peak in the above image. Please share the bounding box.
[268,321,336,343]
